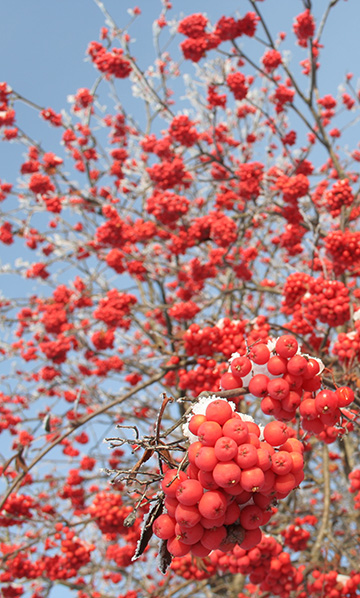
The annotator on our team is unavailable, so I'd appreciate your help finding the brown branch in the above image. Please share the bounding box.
[0,371,165,511]
[310,443,330,561]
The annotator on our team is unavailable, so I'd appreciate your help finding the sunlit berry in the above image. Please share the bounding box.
[214,436,238,461]
[206,399,233,425]
[249,374,270,397]
[220,372,243,390]
[248,343,270,365]
[336,386,355,407]
[231,356,252,378]
[276,335,298,358]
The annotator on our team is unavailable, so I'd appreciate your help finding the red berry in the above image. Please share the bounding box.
[161,469,187,497]
[222,418,249,445]
[241,467,265,493]
[198,490,228,519]
[197,421,222,446]
[248,343,270,365]
[188,441,203,465]
[175,503,201,528]
[336,386,355,407]
[214,436,238,461]
[263,421,289,446]
[231,356,252,377]
[167,535,190,556]
[261,395,282,416]
[302,358,321,379]
[195,446,218,472]
[240,527,262,550]
[240,504,264,530]
[190,542,211,557]
[176,479,204,505]
[188,414,206,435]
[206,399,233,425]
[274,472,296,495]
[302,376,322,392]
[200,513,226,528]
[174,522,204,545]
[236,443,258,468]
[315,389,338,414]
[299,398,318,420]
[287,354,308,376]
[271,451,293,475]
[276,335,298,358]
[249,374,270,397]
[224,501,241,525]
[267,355,287,375]
[267,377,290,400]
[247,421,261,437]
[201,525,227,550]
[281,390,301,412]
[256,447,272,471]
[164,496,178,517]
[152,513,176,540]
[198,469,219,490]
[220,372,243,390]
[213,460,242,488]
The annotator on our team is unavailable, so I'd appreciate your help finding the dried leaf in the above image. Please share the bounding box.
[158,538,172,574]
[132,497,163,560]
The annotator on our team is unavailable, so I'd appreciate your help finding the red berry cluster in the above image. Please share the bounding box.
[333,322,360,362]
[88,491,136,537]
[324,179,354,217]
[281,515,317,551]
[348,469,360,509]
[183,316,270,361]
[170,553,217,580]
[221,335,322,422]
[153,398,304,558]
[210,533,303,596]
[302,278,350,327]
[282,272,311,313]
[304,570,360,598]
[299,386,354,443]
[324,230,360,273]
[177,358,227,396]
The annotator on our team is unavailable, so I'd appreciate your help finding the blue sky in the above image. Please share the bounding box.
[1,0,360,184]
[1,1,359,114]
[1,2,360,596]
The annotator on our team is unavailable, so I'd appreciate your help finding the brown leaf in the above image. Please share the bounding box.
[132,497,164,561]
[158,539,172,574]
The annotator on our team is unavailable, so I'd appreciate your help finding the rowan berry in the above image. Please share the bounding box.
[336,386,355,407]
[176,479,204,505]
[249,374,270,397]
[153,513,176,540]
[220,372,243,390]
[195,446,218,472]
[214,436,238,461]
[248,343,270,364]
[263,421,289,446]
[240,504,264,530]
[161,470,187,497]
[230,356,252,377]
[275,335,298,358]
[212,461,242,488]
[222,418,249,444]
[198,490,228,519]
[236,443,258,468]
[206,399,233,425]
[241,467,265,493]
[197,421,223,446]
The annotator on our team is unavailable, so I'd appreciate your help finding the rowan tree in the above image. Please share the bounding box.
[1,1,360,598]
